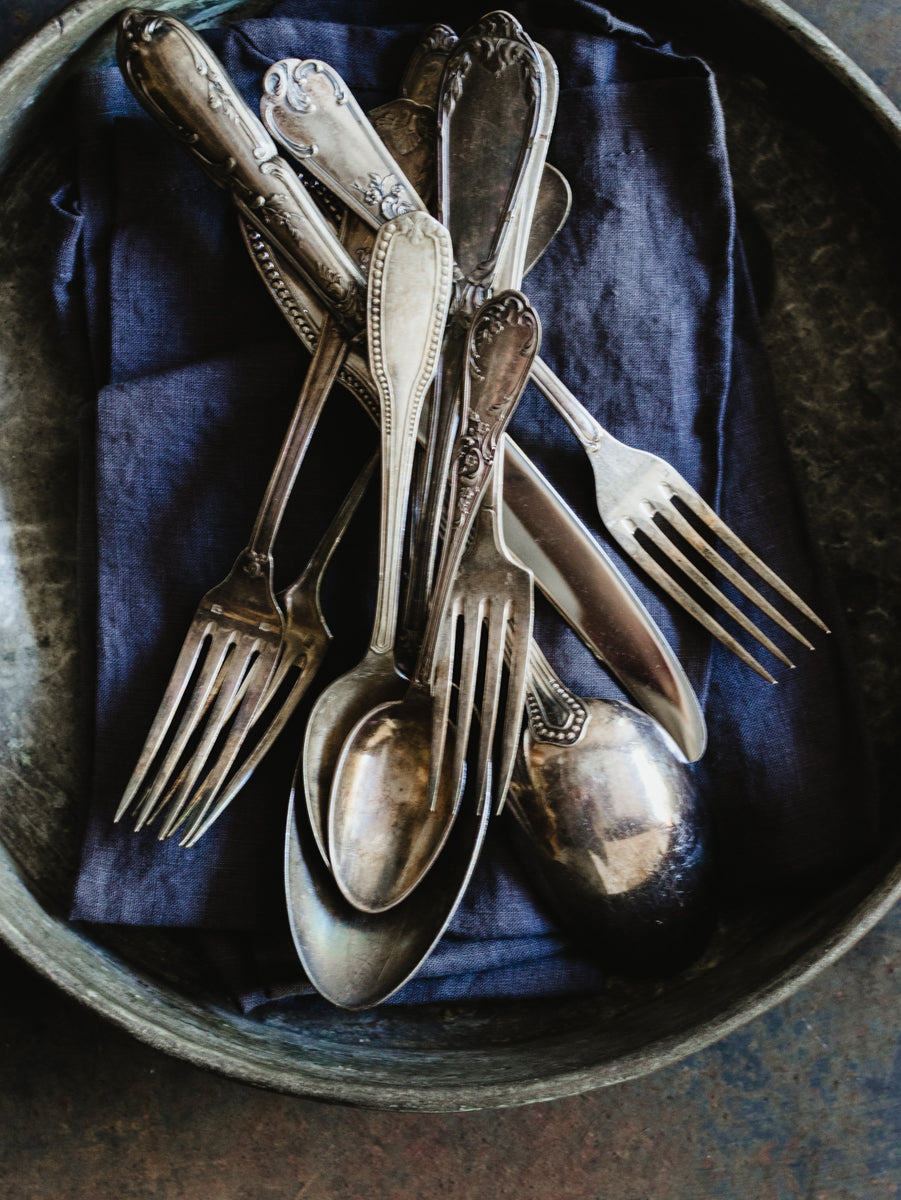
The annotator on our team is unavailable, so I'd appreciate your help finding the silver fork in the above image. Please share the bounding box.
[430,291,541,814]
[114,311,351,834]
[159,455,377,846]
[530,359,829,683]
[113,10,368,833]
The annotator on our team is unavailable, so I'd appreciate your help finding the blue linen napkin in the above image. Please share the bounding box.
[49,0,879,1004]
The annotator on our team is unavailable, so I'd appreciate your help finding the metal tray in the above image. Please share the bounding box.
[0,0,899,1111]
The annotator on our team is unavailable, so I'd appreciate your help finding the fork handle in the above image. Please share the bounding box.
[530,356,606,449]
[117,9,365,332]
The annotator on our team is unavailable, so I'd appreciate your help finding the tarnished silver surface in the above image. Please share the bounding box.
[326,291,540,916]
[397,21,572,275]
[117,8,366,328]
[399,21,456,107]
[1,0,899,1113]
[492,42,558,293]
[507,689,711,975]
[261,57,425,226]
[436,11,545,313]
[285,749,492,1010]
[301,210,453,887]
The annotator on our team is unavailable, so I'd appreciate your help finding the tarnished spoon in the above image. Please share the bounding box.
[327,290,540,913]
[285,746,492,1010]
[300,210,453,881]
[507,646,714,976]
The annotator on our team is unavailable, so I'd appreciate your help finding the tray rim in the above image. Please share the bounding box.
[1,0,900,1111]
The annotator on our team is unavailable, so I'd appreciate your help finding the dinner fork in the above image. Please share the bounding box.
[529,359,829,683]
[430,291,541,814]
[162,454,377,846]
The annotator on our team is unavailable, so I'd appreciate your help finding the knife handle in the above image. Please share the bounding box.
[116,9,365,330]
[261,59,429,231]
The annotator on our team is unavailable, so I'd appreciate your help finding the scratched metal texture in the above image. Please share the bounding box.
[2,0,901,1196]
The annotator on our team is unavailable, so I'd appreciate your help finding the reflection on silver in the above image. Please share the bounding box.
[507,697,713,975]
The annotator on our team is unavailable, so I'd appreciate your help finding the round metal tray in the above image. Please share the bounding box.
[0,0,899,1111]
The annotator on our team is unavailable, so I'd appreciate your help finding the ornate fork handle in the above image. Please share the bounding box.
[117,9,365,331]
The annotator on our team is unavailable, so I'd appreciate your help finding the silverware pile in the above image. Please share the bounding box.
[111,8,827,1005]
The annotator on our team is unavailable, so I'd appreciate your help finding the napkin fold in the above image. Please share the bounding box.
[49,0,879,1005]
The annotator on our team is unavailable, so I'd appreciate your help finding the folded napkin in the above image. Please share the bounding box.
[49,0,879,1006]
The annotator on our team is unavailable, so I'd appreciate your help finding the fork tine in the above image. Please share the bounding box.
[428,600,459,813]
[154,638,266,839]
[446,597,484,813]
[668,484,830,633]
[493,604,531,816]
[622,526,778,684]
[114,620,215,823]
[470,600,508,814]
[181,657,311,846]
[662,501,814,648]
[129,628,236,829]
[137,636,263,831]
[630,510,796,669]
[171,650,277,844]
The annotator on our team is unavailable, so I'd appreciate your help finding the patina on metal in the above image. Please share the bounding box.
[508,661,713,977]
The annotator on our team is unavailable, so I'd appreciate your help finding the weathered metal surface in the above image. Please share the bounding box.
[0,0,900,1113]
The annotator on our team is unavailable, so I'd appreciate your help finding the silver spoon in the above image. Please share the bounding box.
[327,290,540,913]
[299,209,453,870]
[285,746,492,1010]
[507,645,713,975]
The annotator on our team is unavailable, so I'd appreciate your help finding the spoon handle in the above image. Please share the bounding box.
[400,23,459,106]
[436,11,546,312]
[525,644,589,747]
[367,211,453,655]
[491,42,559,294]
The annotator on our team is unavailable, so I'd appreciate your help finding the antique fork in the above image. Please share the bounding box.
[529,359,829,683]
[430,291,541,814]
[113,11,368,830]
[162,455,377,846]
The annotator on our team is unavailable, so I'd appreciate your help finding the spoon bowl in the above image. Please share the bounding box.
[507,697,714,976]
[328,692,460,912]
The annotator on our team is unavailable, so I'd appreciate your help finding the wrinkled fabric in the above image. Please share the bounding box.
[50,0,878,1005]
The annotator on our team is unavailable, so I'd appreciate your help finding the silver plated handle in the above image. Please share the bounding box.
[261,58,428,229]
[117,9,365,330]
[366,211,453,654]
[437,11,546,312]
